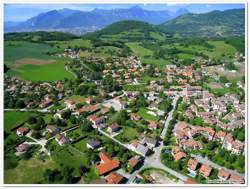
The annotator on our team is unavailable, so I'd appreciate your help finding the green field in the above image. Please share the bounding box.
[138,108,159,122]
[4,111,36,132]
[115,126,139,142]
[49,39,92,53]
[7,61,75,81]
[150,32,166,41]
[204,41,237,58]
[68,95,86,103]
[126,42,168,68]
[4,158,59,184]
[4,41,53,62]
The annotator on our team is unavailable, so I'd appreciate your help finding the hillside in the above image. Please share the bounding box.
[159,8,245,38]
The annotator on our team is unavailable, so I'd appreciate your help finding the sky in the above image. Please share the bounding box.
[4,3,245,22]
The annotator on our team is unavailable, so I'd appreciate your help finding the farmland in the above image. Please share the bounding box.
[6,61,74,81]
[4,111,36,132]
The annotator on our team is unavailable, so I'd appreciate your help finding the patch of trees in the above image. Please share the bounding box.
[102,75,121,93]
[5,31,77,42]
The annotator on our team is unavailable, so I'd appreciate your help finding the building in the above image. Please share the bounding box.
[142,137,158,149]
[16,127,29,136]
[187,158,199,175]
[96,152,120,175]
[55,134,69,146]
[87,139,102,150]
[128,155,142,173]
[16,143,30,153]
[199,164,212,178]
[218,169,230,181]
[46,125,60,135]
[106,172,125,184]
[107,123,121,133]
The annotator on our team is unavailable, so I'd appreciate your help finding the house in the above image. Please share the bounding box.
[180,139,203,151]
[46,125,60,135]
[40,98,53,108]
[107,123,121,133]
[87,115,106,127]
[218,169,230,181]
[214,131,226,142]
[106,172,125,184]
[187,158,199,175]
[16,143,30,153]
[55,134,69,146]
[64,100,76,110]
[148,121,158,130]
[229,174,245,184]
[231,140,244,155]
[143,137,158,149]
[199,164,212,178]
[85,97,94,104]
[173,151,187,161]
[130,113,141,121]
[128,156,142,173]
[16,127,29,136]
[184,178,198,184]
[90,179,107,184]
[87,139,102,150]
[130,140,150,157]
[96,152,120,175]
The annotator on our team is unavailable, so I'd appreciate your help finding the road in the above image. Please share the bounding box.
[65,65,77,78]
[191,154,245,177]
[161,95,179,139]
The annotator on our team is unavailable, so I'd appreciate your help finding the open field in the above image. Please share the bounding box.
[4,41,53,63]
[4,158,58,184]
[203,41,237,58]
[126,42,168,68]
[6,61,74,81]
[68,95,86,103]
[138,108,159,122]
[4,111,36,132]
[13,58,54,67]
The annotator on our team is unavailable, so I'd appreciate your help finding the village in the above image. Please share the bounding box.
[4,43,246,184]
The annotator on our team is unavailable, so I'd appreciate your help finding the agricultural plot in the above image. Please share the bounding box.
[6,61,74,81]
[126,42,168,69]
[4,41,53,63]
[4,111,36,132]
[4,158,59,184]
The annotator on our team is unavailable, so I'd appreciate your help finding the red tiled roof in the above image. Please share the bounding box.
[106,172,124,184]
[199,164,212,177]
[96,152,120,175]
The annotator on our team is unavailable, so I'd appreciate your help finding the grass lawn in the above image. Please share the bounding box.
[6,61,75,81]
[4,158,58,184]
[4,111,36,132]
[52,145,89,175]
[123,84,147,91]
[4,41,53,62]
[138,108,159,122]
[115,126,139,143]
[68,95,86,103]
[177,53,194,59]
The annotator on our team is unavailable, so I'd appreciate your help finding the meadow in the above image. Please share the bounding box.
[4,111,36,132]
[6,61,74,81]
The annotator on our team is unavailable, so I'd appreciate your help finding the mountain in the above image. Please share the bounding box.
[159,8,245,38]
[5,6,187,34]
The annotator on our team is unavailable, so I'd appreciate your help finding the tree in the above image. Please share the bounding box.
[28,116,37,124]
[81,118,93,133]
